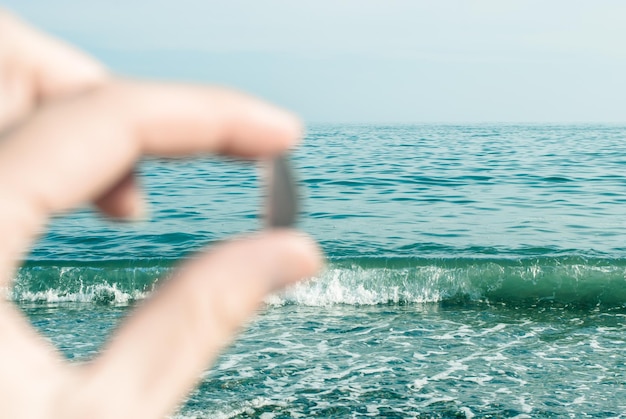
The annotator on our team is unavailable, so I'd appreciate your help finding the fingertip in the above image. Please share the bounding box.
[205,229,322,294]
[275,109,304,149]
[262,229,323,290]
[241,100,303,155]
[221,88,302,155]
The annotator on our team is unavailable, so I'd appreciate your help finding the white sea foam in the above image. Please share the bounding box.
[169,397,285,419]
[267,266,452,306]
[12,283,149,305]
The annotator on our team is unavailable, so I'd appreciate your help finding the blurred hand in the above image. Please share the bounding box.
[0,10,321,419]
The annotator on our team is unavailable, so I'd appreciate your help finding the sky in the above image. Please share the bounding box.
[4,0,626,123]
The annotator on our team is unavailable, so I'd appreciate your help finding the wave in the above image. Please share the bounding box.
[271,257,626,309]
[9,257,626,309]
[11,260,174,305]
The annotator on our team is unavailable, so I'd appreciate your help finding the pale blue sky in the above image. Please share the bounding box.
[4,1,626,123]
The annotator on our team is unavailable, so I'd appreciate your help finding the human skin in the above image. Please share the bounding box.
[0,10,322,419]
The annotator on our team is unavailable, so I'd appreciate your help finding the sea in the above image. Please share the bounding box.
[15,124,626,418]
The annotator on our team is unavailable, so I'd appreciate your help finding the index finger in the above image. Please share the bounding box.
[0,79,301,230]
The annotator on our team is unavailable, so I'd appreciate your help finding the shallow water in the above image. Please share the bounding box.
[26,302,626,418]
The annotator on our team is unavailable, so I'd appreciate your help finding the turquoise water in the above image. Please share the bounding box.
[17,124,626,417]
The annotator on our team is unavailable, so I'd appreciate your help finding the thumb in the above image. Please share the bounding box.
[78,230,322,419]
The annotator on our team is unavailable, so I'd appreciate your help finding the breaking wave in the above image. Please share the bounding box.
[9,256,626,309]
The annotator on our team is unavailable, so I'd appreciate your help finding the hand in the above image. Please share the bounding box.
[0,10,322,419]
